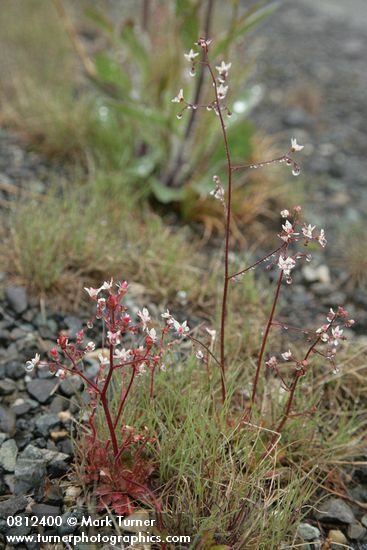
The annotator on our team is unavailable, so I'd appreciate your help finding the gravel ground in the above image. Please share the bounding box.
[246,0,367,334]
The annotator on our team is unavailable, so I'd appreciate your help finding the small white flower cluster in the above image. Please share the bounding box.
[171,88,185,104]
[137,307,158,342]
[25,353,41,372]
[277,255,296,277]
[290,138,304,152]
[279,213,327,248]
[316,307,354,347]
[173,39,232,119]
[265,350,293,369]
[161,309,190,336]
[84,279,128,300]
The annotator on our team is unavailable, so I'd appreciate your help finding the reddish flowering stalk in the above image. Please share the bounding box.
[27,280,191,517]
[173,40,310,405]
[264,306,354,452]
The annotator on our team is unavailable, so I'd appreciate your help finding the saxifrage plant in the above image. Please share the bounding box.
[26,36,355,546]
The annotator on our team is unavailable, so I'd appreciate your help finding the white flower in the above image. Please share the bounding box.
[100,279,113,291]
[160,363,167,372]
[98,353,109,366]
[161,309,173,324]
[278,256,296,276]
[196,37,212,49]
[282,220,293,234]
[326,308,336,322]
[280,209,290,218]
[116,281,128,292]
[147,328,157,342]
[291,138,304,151]
[173,319,190,336]
[85,341,96,352]
[114,348,131,362]
[317,229,327,248]
[331,326,344,346]
[206,327,217,340]
[138,307,151,329]
[210,186,225,201]
[171,89,185,103]
[217,83,228,100]
[184,49,199,62]
[281,350,292,361]
[266,356,278,368]
[84,287,100,299]
[302,224,316,239]
[97,297,106,309]
[25,353,40,372]
[280,220,298,242]
[196,350,204,360]
[215,60,232,79]
[107,331,121,346]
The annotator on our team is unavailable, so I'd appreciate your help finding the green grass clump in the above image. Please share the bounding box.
[3,175,199,304]
[86,337,366,549]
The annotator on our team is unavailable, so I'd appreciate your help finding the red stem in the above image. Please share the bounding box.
[113,366,136,430]
[267,314,337,450]
[100,393,119,457]
[250,268,285,407]
[229,244,285,280]
[206,54,232,404]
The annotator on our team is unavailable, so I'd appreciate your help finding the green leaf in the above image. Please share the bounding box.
[84,8,114,35]
[211,120,254,165]
[120,23,149,76]
[111,102,169,127]
[213,3,278,57]
[208,546,232,550]
[175,0,200,46]
[150,179,186,204]
[94,53,131,92]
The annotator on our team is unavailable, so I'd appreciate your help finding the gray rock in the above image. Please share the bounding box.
[347,522,366,540]
[303,265,331,284]
[0,433,7,445]
[0,378,18,396]
[4,474,15,492]
[5,361,26,379]
[0,439,18,471]
[14,457,46,495]
[0,514,31,536]
[58,438,73,455]
[0,405,16,435]
[298,522,321,541]
[26,378,57,403]
[64,315,83,338]
[49,395,69,413]
[31,503,60,517]
[314,498,355,524]
[35,414,60,437]
[5,286,28,314]
[60,375,84,397]
[0,495,28,518]
[283,108,314,128]
[57,512,79,535]
[22,444,69,465]
[12,397,38,416]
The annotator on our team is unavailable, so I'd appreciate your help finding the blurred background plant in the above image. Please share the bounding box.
[0,0,294,255]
